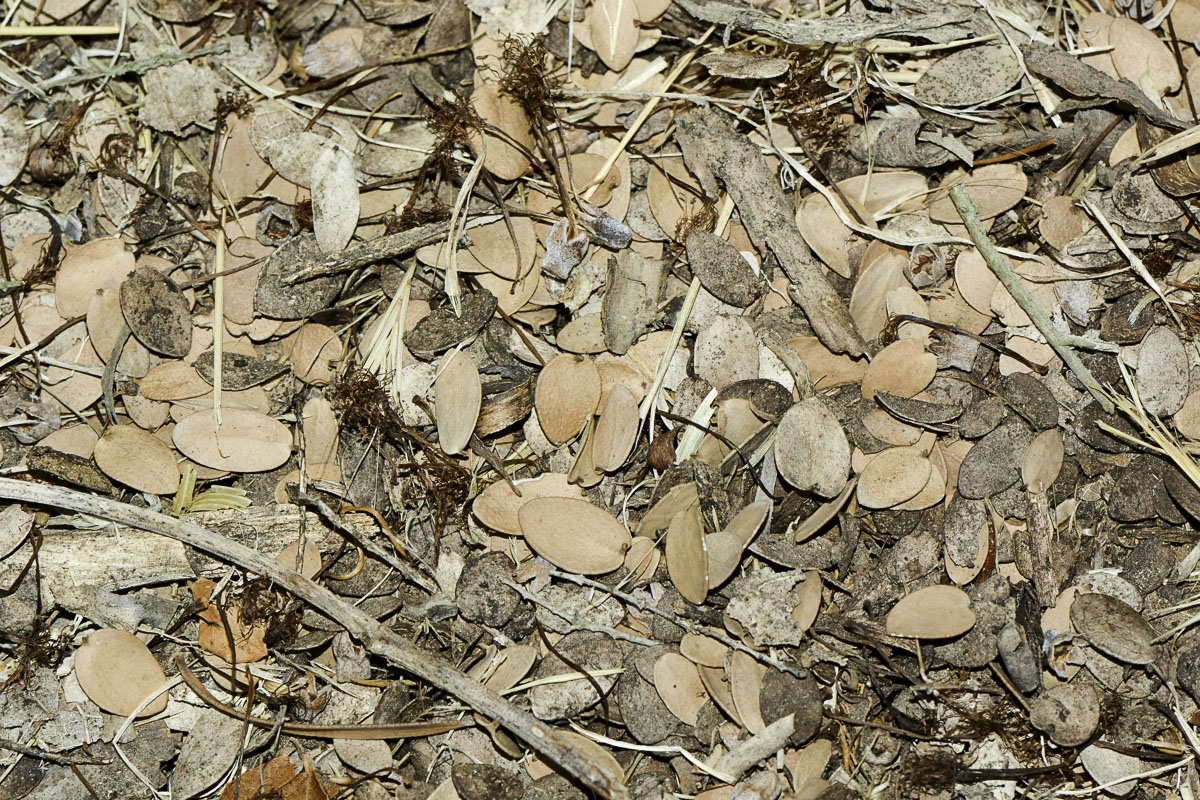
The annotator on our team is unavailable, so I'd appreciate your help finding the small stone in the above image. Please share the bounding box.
[1029,684,1099,746]
[456,552,520,627]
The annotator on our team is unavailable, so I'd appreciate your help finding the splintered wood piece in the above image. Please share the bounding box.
[653,652,708,726]
[473,473,585,535]
[861,339,937,401]
[886,585,976,639]
[592,383,638,472]
[94,424,181,495]
[666,505,708,604]
[173,408,292,472]
[435,350,481,456]
[74,628,169,717]
[534,354,602,444]
[517,497,631,574]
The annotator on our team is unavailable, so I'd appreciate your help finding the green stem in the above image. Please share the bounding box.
[947,184,1114,414]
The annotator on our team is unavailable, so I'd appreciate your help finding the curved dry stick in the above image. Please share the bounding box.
[0,478,629,800]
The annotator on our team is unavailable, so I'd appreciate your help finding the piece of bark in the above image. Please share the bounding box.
[676,0,971,46]
[675,109,865,356]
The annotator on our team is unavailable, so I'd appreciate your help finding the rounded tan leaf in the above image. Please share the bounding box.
[680,633,728,668]
[929,164,1028,223]
[774,398,850,497]
[796,192,874,278]
[1111,17,1180,99]
[94,424,181,495]
[139,361,212,401]
[861,339,937,401]
[286,323,342,386]
[56,237,135,318]
[623,536,660,585]
[849,245,908,341]
[894,457,946,511]
[728,650,767,733]
[275,539,322,579]
[665,505,708,604]
[558,312,608,354]
[1022,428,1064,491]
[74,629,168,717]
[862,409,922,446]
[302,397,339,465]
[653,652,708,726]
[435,350,481,456]
[172,408,292,472]
[838,171,927,215]
[637,481,699,535]
[472,472,584,535]
[590,0,638,71]
[856,447,932,509]
[791,571,822,634]
[953,249,999,317]
[468,83,533,181]
[886,585,976,639]
[38,424,97,458]
[517,497,631,574]
[534,354,601,444]
[1174,389,1200,439]
[705,499,769,588]
[592,384,638,472]
[786,336,866,389]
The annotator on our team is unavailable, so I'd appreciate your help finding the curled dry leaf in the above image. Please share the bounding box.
[534,354,602,444]
[665,505,708,604]
[173,408,292,472]
[653,652,708,726]
[74,628,169,717]
[886,584,976,639]
[679,633,728,668]
[469,83,533,181]
[623,536,660,585]
[706,500,769,588]
[435,350,482,456]
[94,424,181,495]
[140,361,212,401]
[1021,428,1064,491]
[517,497,631,574]
[929,163,1028,223]
[592,384,638,472]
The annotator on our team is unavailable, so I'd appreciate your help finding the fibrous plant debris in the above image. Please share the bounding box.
[10,0,1200,798]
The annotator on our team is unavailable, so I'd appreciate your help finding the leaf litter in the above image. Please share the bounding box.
[10,0,1200,798]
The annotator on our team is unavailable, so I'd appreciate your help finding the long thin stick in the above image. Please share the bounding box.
[947,185,1114,413]
[0,478,629,800]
